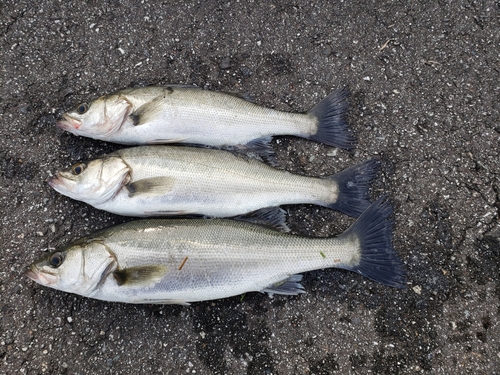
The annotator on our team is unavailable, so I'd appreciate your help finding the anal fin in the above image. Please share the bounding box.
[233,206,290,232]
[138,299,191,306]
[230,137,277,166]
[144,210,198,217]
[261,274,305,295]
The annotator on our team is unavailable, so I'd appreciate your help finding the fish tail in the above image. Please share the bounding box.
[338,197,406,288]
[326,159,380,217]
[307,88,355,149]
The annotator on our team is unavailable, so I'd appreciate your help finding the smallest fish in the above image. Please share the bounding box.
[57,86,354,160]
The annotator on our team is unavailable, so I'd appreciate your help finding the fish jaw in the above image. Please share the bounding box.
[47,174,89,203]
[47,175,73,198]
[24,266,58,286]
[56,114,82,133]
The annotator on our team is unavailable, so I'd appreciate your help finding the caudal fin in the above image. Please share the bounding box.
[326,159,380,217]
[338,197,406,288]
[308,88,355,149]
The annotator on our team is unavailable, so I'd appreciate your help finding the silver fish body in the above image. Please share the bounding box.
[57,86,353,154]
[48,146,379,221]
[26,198,405,305]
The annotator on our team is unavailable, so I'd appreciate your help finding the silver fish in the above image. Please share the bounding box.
[57,86,353,158]
[48,146,379,227]
[25,198,405,305]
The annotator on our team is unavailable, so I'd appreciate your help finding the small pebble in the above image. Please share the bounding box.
[219,57,231,69]
[322,46,332,56]
[240,66,252,78]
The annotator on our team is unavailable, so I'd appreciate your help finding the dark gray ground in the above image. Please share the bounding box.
[1,1,499,374]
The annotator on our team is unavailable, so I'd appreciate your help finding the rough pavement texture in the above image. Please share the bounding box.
[1,1,499,374]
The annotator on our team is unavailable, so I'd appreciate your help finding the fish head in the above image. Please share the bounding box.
[48,156,130,206]
[57,94,132,139]
[25,240,117,296]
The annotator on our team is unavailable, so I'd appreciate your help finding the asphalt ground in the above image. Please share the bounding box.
[1,1,499,374]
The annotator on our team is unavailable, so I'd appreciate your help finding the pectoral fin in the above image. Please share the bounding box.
[126,177,175,198]
[130,94,167,126]
[113,265,167,287]
[261,274,305,295]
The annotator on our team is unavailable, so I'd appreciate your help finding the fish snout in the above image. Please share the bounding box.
[47,175,62,190]
[24,266,57,286]
[56,115,81,131]
[24,267,39,282]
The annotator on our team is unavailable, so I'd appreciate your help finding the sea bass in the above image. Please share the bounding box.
[57,86,353,157]
[25,198,405,305]
[48,146,379,226]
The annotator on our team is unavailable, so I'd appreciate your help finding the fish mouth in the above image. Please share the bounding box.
[57,114,81,131]
[24,267,57,286]
[47,176,65,193]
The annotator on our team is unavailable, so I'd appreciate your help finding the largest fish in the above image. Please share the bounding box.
[57,86,353,156]
[25,198,405,305]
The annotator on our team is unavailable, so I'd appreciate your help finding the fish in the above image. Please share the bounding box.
[56,86,354,159]
[47,146,380,228]
[25,198,406,305]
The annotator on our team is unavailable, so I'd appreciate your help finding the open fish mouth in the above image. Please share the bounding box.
[56,115,81,131]
[24,267,57,286]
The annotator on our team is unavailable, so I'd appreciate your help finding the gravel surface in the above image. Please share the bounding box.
[1,1,499,374]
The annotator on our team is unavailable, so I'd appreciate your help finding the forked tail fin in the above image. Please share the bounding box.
[308,88,355,149]
[326,159,380,217]
[338,197,406,288]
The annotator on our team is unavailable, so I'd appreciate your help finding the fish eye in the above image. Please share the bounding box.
[76,103,89,114]
[71,163,86,175]
[49,252,64,268]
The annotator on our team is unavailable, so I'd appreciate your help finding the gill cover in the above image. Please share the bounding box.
[26,240,117,297]
[59,94,132,138]
[48,156,130,206]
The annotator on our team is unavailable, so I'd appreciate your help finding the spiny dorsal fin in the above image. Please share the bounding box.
[222,91,255,102]
[113,265,167,287]
[126,177,175,198]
